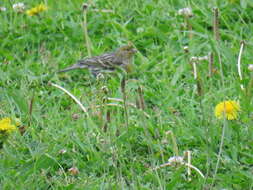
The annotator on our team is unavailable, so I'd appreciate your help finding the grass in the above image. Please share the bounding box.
[0,0,253,189]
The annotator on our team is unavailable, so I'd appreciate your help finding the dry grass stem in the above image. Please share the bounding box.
[184,151,192,181]
[237,41,245,90]
[49,82,88,115]
[183,162,205,179]
[211,121,227,187]
[208,52,214,77]
[152,160,205,179]
[121,77,128,127]
[137,86,146,110]
[213,7,220,41]
[82,3,92,57]
[29,91,35,121]
[92,9,114,13]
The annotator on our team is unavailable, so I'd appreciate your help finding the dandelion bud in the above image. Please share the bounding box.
[183,46,189,53]
[101,86,109,94]
[248,64,253,71]
[72,113,80,120]
[68,167,79,175]
[82,3,88,10]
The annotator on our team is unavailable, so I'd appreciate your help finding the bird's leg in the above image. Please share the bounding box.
[90,68,101,78]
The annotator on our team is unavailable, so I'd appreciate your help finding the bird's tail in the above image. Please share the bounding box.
[58,63,85,73]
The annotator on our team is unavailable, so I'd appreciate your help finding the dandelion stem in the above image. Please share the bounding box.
[192,62,197,79]
[217,49,224,86]
[184,151,192,181]
[152,162,172,170]
[211,120,227,187]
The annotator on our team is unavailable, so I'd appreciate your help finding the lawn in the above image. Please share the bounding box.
[0,0,253,189]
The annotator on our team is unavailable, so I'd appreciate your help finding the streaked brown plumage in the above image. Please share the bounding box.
[58,45,137,76]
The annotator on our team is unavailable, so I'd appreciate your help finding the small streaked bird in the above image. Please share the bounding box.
[58,45,137,76]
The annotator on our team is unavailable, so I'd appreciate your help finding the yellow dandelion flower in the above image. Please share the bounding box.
[0,118,17,133]
[26,4,48,16]
[214,100,240,120]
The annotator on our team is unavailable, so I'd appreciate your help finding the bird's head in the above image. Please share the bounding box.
[116,45,137,60]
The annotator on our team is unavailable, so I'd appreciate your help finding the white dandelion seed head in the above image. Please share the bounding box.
[178,7,193,17]
[13,2,25,12]
[168,156,184,165]
[0,7,7,12]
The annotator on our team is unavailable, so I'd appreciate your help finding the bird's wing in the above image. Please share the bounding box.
[58,52,122,73]
[78,53,121,69]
